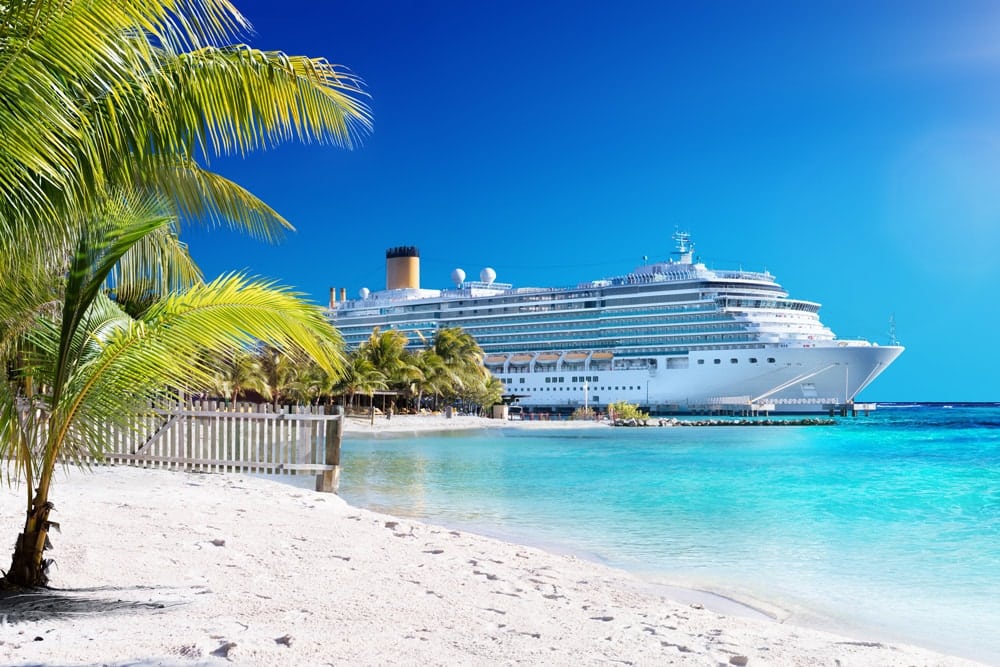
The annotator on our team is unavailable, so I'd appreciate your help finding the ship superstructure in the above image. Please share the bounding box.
[329,234,903,413]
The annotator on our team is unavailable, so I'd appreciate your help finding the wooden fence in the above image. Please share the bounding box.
[100,401,344,492]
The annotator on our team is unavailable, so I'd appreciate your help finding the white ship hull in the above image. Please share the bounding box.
[498,342,903,414]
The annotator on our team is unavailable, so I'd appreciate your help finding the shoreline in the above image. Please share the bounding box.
[341,412,610,435]
[339,412,835,436]
[334,483,973,663]
[1,466,983,666]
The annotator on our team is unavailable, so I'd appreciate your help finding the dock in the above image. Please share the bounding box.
[826,402,877,417]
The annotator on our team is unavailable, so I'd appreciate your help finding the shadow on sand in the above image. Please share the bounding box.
[0,584,193,623]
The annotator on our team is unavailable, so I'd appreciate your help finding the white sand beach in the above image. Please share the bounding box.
[0,460,983,666]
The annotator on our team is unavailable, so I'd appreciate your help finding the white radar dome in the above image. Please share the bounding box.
[359,287,370,299]
[480,267,496,284]
[451,268,466,287]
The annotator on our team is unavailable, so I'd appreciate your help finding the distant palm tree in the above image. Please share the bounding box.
[288,359,335,407]
[412,348,448,411]
[461,376,505,416]
[431,327,489,402]
[334,355,387,424]
[358,328,421,411]
[210,348,268,406]
[257,345,309,407]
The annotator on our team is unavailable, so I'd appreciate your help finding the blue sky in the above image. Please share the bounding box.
[190,0,1000,402]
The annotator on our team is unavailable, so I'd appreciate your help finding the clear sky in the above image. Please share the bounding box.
[189,0,1000,403]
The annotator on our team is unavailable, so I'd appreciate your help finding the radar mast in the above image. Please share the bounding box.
[672,230,694,264]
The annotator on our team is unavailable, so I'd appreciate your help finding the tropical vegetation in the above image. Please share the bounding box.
[202,326,503,418]
[608,400,649,422]
[0,0,371,589]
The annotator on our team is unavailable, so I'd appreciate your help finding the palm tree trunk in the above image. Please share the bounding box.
[5,419,69,589]
[4,477,54,588]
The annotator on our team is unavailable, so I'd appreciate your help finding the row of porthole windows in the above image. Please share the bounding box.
[698,357,777,365]
[499,378,630,391]
[529,386,638,392]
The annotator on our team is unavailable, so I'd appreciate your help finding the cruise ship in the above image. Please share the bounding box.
[328,233,903,414]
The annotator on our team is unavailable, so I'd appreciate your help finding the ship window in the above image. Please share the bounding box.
[749,358,758,363]
[697,359,705,365]
[519,378,525,383]
[767,357,776,363]
[731,358,738,364]
[572,376,577,382]
[559,377,565,383]
[593,395,600,403]
[545,377,550,383]
[593,376,600,382]
[713,359,721,365]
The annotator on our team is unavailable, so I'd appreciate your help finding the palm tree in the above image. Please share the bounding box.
[0,1,369,588]
[288,360,332,407]
[210,348,268,406]
[257,345,306,407]
[460,376,505,416]
[358,328,420,412]
[1,203,344,588]
[412,348,447,411]
[334,355,387,424]
[431,327,490,403]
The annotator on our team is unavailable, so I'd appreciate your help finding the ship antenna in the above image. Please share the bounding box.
[888,314,899,346]
[672,229,694,264]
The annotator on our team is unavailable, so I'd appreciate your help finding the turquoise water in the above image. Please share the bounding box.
[338,405,1000,662]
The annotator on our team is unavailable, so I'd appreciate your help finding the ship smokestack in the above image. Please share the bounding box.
[386,246,420,290]
[329,287,335,309]
[340,287,346,302]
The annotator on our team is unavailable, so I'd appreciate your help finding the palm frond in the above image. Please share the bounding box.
[0,0,253,246]
[86,45,371,173]
[141,157,293,242]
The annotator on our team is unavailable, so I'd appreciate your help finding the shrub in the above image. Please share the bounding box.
[609,401,648,421]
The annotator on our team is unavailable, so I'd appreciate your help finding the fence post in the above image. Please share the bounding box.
[316,404,344,493]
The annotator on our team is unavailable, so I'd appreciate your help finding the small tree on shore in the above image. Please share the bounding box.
[609,401,648,421]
